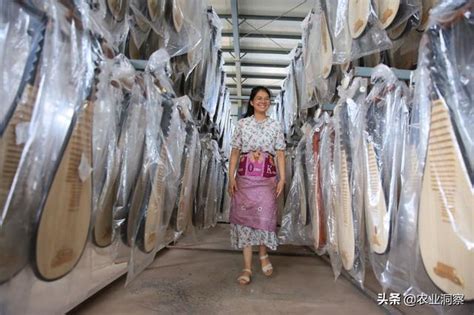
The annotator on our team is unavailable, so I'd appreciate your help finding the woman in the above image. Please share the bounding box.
[228,86,286,285]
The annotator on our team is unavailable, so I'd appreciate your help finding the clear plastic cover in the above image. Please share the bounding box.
[0,0,94,285]
[110,75,148,265]
[305,117,328,255]
[172,108,199,236]
[387,1,474,309]
[87,0,129,50]
[91,56,127,254]
[324,0,392,64]
[0,2,31,134]
[362,64,409,291]
[319,115,342,279]
[278,132,314,246]
[162,0,205,58]
[333,77,367,287]
[302,4,337,108]
[384,0,421,30]
[194,136,221,229]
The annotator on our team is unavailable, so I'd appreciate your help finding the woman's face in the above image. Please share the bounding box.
[250,90,271,115]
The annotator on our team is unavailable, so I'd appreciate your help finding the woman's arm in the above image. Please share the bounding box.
[228,148,241,197]
[276,150,286,197]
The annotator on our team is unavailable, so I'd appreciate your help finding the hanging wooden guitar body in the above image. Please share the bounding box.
[320,12,333,79]
[173,122,195,233]
[364,141,389,254]
[147,0,165,22]
[312,128,326,250]
[0,10,46,284]
[375,0,400,29]
[133,94,174,253]
[348,0,371,39]
[33,100,93,281]
[418,99,473,299]
[106,0,128,22]
[337,148,355,270]
[92,70,125,248]
[417,0,437,31]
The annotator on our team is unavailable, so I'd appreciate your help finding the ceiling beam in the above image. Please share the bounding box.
[227,83,282,90]
[218,13,305,22]
[224,61,289,68]
[222,31,301,40]
[222,47,292,55]
[230,0,242,111]
[227,73,286,80]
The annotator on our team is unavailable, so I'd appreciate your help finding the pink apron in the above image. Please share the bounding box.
[229,152,278,232]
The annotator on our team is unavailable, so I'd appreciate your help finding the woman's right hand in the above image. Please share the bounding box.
[228,177,238,197]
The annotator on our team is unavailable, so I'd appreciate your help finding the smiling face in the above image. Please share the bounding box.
[250,89,271,115]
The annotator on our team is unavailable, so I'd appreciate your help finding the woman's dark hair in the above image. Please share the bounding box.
[243,86,272,118]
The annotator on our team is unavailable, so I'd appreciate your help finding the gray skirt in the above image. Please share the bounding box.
[230,224,278,251]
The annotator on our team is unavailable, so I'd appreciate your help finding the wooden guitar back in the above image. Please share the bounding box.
[0,85,36,217]
[375,0,400,29]
[419,99,473,299]
[348,0,371,39]
[320,12,333,79]
[106,0,128,22]
[34,103,93,281]
[364,141,389,254]
[337,148,355,270]
[0,85,37,284]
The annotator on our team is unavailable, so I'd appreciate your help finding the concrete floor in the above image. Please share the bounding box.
[69,224,388,315]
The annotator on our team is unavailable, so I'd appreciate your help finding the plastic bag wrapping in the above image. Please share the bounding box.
[319,116,342,279]
[145,0,204,58]
[282,65,298,137]
[172,113,200,237]
[362,65,409,291]
[187,10,212,103]
[284,147,296,202]
[292,49,307,112]
[385,2,474,307]
[305,116,329,255]
[201,10,223,118]
[111,77,146,261]
[87,0,129,49]
[333,77,367,287]
[204,140,221,228]
[219,163,231,222]
[387,28,422,69]
[194,136,219,229]
[324,0,392,64]
[145,49,175,94]
[193,136,210,228]
[278,135,314,245]
[383,0,421,30]
[125,82,176,285]
[0,0,94,285]
[215,161,225,222]
[0,1,32,133]
[302,5,337,107]
[91,56,128,259]
[0,2,44,225]
[127,1,153,52]
[162,96,191,240]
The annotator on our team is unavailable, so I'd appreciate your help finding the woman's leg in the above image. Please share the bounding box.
[243,245,253,270]
[259,245,273,276]
[238,245,253,284]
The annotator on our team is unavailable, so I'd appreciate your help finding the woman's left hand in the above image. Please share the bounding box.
[276,179,285,198]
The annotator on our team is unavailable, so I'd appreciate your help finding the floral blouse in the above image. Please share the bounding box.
[231,116,286,155]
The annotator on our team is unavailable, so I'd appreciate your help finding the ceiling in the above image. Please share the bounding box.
[206,0,313,114]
